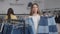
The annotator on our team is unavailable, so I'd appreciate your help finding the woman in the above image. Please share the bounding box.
[26,3,58,34]
[26,3,41,34]
[29,3,41,34]
[5,8,17,20]
[3,8,17,34]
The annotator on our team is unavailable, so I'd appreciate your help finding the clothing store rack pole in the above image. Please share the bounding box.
[23,20,25,34]
[21,20,25,34]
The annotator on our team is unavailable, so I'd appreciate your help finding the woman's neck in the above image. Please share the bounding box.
[33,13,39,16]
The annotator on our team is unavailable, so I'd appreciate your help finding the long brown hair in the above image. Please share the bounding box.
[7,8,14,19]
[30,3,41,16]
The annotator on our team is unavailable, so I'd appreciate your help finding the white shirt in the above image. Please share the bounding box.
[29,15,40,32]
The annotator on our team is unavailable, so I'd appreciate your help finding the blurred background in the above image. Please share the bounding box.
[0,0,60,34]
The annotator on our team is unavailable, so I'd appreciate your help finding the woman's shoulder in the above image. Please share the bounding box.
[26,16,32,20]
[11,14,16,17]
[11,14,17,19]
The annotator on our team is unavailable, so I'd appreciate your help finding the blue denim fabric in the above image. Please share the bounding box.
[25,18,36,34]
[1,16,58,34]
[0,23,4,34]
[11,22,26,34]
[38,16,58,34]
[0,23,2,34]
[26,16,58,34]
[2,23,13,34]
[0,32,2,34]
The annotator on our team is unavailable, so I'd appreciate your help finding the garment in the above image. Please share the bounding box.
[26,16,58,34]
[2,23,13,34]
[11,23,25,34]
[0,23,4,34]
[10,19,26,34]
[55,16,60,23]
[5,14,17,19]
[25,18,35,34]
[38,16,58,34]
[29,15,40,33]
[2,19,27,34]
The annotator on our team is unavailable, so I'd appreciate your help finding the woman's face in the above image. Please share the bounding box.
[32,5,38,14]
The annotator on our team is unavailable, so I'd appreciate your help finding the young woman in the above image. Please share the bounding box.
[5,8,17,20]
[29,3,41,33]
[26,3,58,34]
[26,3,41,34]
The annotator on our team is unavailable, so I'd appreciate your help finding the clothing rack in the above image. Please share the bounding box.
[7,19,25,34]
[0,19,26,34]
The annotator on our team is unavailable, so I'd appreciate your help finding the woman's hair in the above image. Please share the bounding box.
[7,8,14,19]
[30,3,41,16]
